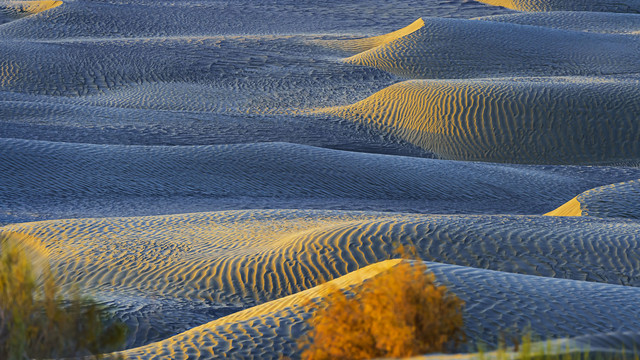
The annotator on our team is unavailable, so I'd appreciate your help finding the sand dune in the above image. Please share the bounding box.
[109,260,402,359]
[319,18,425,53]
[320,77,640,164]
[3,0,640,358]
[5,139,640,223]
[345,17,640,79]
[0,32,405,149]
[475,11,640,34]
[414,332,640,360]
[476,0,640,13]
[547,180,640,219]
[4,209,640,348]
[544,198,582,217]
[0,1,62,23]
[6,210,640,304]
[108,260,640,359]
[0,0,510,40]
[1,35,379,98]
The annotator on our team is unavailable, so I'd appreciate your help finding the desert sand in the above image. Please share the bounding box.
[1,0,640,359]
[547,180,640,219]
[475,0,640,12]
[319,77,640,164]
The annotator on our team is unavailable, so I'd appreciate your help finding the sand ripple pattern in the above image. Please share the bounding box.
[476,0,640,13]
[475,11,640,34]
[322,78,640,164]
[112,260,640,359]
[7,139,640,222]
[4,210,640,306]
[345,17,640,79]
[0,1,62,25]
[0,0,511,40]
[4,0,640,358]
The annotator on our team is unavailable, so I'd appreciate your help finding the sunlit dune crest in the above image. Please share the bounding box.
[320,78,640,164]
[4,209,640,306]
[0,1,62,16]
[345,17,640,79]
[5,207,640,354]
[2,0,640,358]
[108,260,640,359]
[319,18,425,53]
[476,0,640,13]
[109,260,402,359]
[475,11,640,34]
[545,197,582,217]
[547,179,640,219]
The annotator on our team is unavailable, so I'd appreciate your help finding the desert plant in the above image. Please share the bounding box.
[299,261,466,360]
[0,233,127,359]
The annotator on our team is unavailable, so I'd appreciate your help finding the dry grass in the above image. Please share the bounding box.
[299,261,466,360]
[0,232,127,360]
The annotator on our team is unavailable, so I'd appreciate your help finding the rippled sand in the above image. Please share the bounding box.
[320,77,640,164]
[476,0,640,12]
[2,0,640,358]
[345,17,640,79]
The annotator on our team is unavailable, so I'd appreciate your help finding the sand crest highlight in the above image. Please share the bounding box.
[476,0,640,13]
[319,18,425,53]
[545,197,582,217]
[319,78,640,164]
[344,17,640,79]
[109,260,640,359]
[0,1,62,16]
[547,179,640,219]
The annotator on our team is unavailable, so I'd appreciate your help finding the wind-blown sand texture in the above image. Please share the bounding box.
[345,17,640,79]
[476,0,640,13]
[0,1,61,24]
[108,260,640,359]
[413,332,640,360]
[547,180,640,219]
[5,209,640,349]
[3,0,640,358]
[4,138,640,222]
[321,78,640,164]
[475,11,640,34]
[319,18,425,53]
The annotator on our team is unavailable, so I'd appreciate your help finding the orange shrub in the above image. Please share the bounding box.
[300,261,465,360]
[0,233,127,359]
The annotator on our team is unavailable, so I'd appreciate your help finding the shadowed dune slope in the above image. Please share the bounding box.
[318,18,425,53]
[475,11,640,34]
[0,35,390,99]
[476,0,640,13]
[6,139,640,222]
[345,17,640,79]
[321,78,640,164]
[109,260,640,359]
[547,180,640,219]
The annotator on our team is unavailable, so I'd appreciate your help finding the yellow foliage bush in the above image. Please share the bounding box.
[0,233,127,359]
[300,261,465,360]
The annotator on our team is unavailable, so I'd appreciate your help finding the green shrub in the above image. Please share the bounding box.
[0,233,127,359]
[299,261,466,359]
